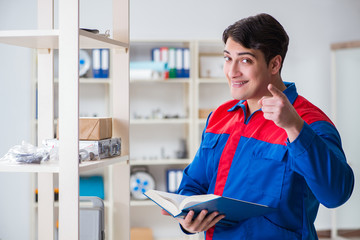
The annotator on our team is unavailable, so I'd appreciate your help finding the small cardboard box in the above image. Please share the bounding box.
[57,118,112,140]
[79,118,112,140]
[199,108,215,119]
[131,228,153,240]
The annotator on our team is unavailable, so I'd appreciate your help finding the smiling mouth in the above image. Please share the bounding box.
[232,81,248,87]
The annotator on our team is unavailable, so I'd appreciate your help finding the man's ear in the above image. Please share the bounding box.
[269,55,282,75]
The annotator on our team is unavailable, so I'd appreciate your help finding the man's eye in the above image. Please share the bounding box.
[224,56,230,61]
[242,58,252,64]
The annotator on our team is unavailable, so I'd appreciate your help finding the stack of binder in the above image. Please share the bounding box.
[130,46,190,80]
[92,49,109,78]
[166,169,183,193]
[152,47,190,79]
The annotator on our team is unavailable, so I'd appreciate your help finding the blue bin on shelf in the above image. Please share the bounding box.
[79,175,104,200]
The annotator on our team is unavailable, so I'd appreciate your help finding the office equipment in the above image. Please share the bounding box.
[80,197,105,240]
[130,167,155,200]
[79,50,91,77]
[44,137,121,161]
[79,138,121,160]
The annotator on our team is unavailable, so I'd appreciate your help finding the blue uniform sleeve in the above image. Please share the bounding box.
[288,121,354,208]
[177,114,212,196]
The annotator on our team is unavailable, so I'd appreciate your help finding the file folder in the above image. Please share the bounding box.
[100,49,109,78]
[168,47,176,78]
[92,49,101,78]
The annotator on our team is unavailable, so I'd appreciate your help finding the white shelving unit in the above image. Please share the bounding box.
[129,42,195,159]
[128,40,228,240]
[129,40,230,167]
[30,74,113,239]
[129,40,195,240]
[0,0,130,240]
[193,40,229,146]
[0,156,128,173]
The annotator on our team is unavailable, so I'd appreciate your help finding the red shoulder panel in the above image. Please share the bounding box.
[293,96,334,126]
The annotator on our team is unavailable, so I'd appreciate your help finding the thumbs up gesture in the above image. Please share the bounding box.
[258,84,304,142]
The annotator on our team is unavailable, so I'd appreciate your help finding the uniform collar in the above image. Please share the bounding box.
[228,82,299,112]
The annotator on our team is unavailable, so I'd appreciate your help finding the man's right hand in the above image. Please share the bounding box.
[162,209,225,234]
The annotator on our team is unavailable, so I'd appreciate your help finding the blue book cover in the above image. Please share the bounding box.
[144,190,275,227]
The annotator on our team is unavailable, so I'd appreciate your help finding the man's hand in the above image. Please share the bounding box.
[258,84,304,142]
[161,209,225,234]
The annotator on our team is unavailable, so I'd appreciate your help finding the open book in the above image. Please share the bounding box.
[144,189,275,227]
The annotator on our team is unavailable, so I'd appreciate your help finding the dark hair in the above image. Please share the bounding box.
[223,13,289,71]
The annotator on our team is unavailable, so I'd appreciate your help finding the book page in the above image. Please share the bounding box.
[144,190,181,216]
[155,191,189,209]
[179,194,218,210]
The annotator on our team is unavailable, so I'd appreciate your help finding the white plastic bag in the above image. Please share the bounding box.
[0,141,49,164]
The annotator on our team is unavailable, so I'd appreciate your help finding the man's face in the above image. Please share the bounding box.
[223,37,273,102]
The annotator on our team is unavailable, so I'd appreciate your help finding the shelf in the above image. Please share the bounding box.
[198,78,227,83]
[79,156,129,173]
[197,119,207,124]
[34,200,110,208]
[0,155,129,173]
[0,29,129,49]
[79,78,111,84]
[53,78,111,84]
[130,78,190,83]
[130,158,191,166]
[131,118,190,125]
[130,199,155,206]
[35,78,110,85]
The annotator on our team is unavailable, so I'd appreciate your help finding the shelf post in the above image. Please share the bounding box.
[58,0,80,239]
[37,0,55,239]
[111,0,130,239]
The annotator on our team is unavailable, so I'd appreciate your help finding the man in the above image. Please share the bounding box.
[163,13,354,239]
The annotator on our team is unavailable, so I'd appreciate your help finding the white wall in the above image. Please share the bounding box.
[1,0,360,239]
[0,0,36,239]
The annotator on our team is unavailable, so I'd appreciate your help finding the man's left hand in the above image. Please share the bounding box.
[258,84,304,142]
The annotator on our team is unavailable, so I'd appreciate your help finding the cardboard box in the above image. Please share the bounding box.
[57,118,112,140]
[131,228,153,240]
[199,108,215,119]
[79,118,112,140]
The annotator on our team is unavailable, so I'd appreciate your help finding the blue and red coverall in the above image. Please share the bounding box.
[177,82,354,239]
